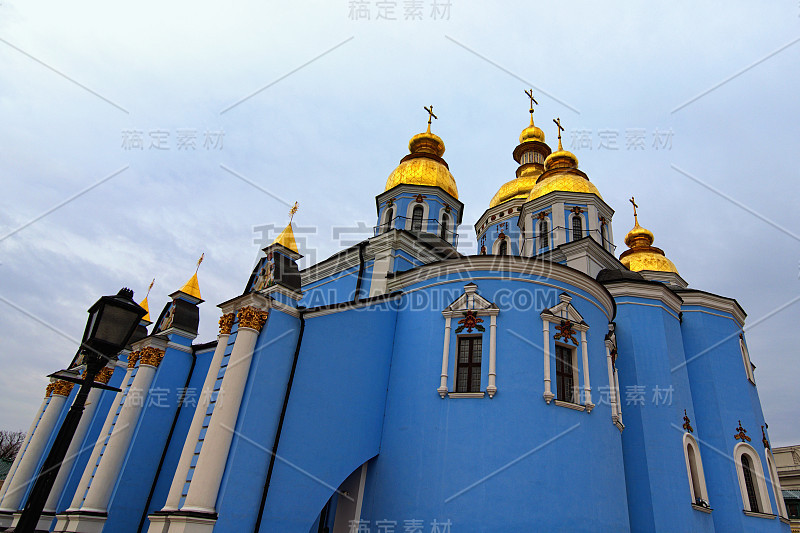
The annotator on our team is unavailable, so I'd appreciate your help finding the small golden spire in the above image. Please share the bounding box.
[139,278,155,322]
[525,89,538,126]
[179,254,203,300]
[424,105,437,133]
[553,117,564,151]
[629,196,639,226]
[272,203,300,253]
[619,199,679,274]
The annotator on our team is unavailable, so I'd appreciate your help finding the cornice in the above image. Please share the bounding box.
[217,291,270,315]
[387,255,615,320]
[675,289,746,327]
[602,280,683,315]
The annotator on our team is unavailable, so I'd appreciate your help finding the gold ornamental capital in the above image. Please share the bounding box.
[51,379,75,397]
[96,366,115,385]
[237,306,269,332]
[128,350,142,369]
[139,347,166,368]
[219,313,236,335]
[45,383,56,397]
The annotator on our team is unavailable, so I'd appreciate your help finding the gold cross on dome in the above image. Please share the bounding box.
[424,105,437,132]
[524,89,538,120]
[289,201,299,223]
[553,117,564,150]
[629,196,639,225]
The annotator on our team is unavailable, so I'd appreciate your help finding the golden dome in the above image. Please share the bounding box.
[490,166,542,208]
[527,173,603,202]
[519,117,545,144]
[619,220,679,274]
[384,126,458,199]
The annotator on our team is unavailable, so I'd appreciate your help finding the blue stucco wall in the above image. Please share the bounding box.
[259,302,399,532]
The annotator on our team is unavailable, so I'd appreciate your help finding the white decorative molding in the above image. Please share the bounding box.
[389,255,615,320]
[683,432,710,507]
[448,392,485,399]
[734,442,773,515]
[554,400,585,411]
[604,281,683,315]
[676,289,746,327]
[440,283,499,398]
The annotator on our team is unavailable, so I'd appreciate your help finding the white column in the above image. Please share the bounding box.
[438,317,451,398]
[0,395,47,506]
[605,345,618,420]
[81,351,162,512]
[613,368,622,424]
[181,312,265,513]
[487,315,497,398]
[581,330,593,410]
[0,388,69,512]
[42,386,104,514]
[552,202,566,247]
[542,320,553,403]
[68,364,135,511]
[162,329,231,511]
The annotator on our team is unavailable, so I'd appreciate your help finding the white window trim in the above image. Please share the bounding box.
[541,293,593,412]
[436,207,454,242]
[380,205,395,233]
[491,235,508,255]
[766,451,788,518]
[683,433,710,506]
[405,200,430,233]
[569,212,584,241]
[439,284,499,398]
[734,442,772,514]
[739,335,756,384]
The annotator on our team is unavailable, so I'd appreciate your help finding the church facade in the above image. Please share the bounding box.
[0,104,791,533]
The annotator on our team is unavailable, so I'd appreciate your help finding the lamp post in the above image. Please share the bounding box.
[13,288,146,533]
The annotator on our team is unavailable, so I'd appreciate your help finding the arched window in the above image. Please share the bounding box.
[498,240,508,256]
[440,214,449,240]
[411,205,424,232]
[735,444,772,514]
[539,219,549,249]
[766,452,788,518]
[683,434,709,507]
[383,207,394,233]
[572,215,583,240]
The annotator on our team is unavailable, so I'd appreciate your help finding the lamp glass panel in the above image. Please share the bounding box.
[94,305,140,346]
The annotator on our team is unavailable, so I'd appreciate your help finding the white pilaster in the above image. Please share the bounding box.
[0,395,47,507]
[0,390,68,512]
[487,315,497,398]
[581,330,593,411]
[438,317,451,398]
[161,330,230,512]
[81,350,162,512]
[552,202,566,247]
[42,385,105,515]
[542,320,553,403]
[605,344,618,420]
[181,315,264,514]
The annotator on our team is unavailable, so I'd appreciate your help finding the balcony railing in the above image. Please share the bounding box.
[374,216,460,247]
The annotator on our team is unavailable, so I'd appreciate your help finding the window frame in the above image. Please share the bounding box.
[571,214,583,240]
[765,451,788,518]
[683,433,710,508]
[539,218,549,249]
[734,443,773,515]
[739,334,756,385]
[554,343,578,404]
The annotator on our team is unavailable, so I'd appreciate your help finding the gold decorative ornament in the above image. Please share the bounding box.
[761,425,770,450]
[45,383,55,397]
[219,313,236,335]
[139,278,155,322]
[734,420,751,442]
[683,409,694,433]
[51,380,75,396]
[95,366,115,385]
[139,347,166,367]
[237,306,269,332]
[128,350,142,369]
[178,254,204,300]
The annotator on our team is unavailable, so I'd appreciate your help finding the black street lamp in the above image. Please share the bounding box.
[13,288,146,533]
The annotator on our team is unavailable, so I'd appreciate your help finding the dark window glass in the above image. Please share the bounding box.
[742,455,760,512]
[555,344,575,403]
[498,240,507,255]
[411,206,424,232]
[539,219,549,248]
[572,216,583,240]
[456,336,482,393]
[440,214,449,240]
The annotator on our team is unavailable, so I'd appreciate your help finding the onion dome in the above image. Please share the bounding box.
[489,115,551,208]
[384,121,458,199]
[527,119,602,202]
[619,202,678,274]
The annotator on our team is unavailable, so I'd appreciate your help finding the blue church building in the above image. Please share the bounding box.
[0,104,791,533]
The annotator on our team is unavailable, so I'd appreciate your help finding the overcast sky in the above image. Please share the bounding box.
[1,1,798,446]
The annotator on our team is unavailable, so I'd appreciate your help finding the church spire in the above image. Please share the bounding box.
[272,202,300,254]
[178,254,203,300]
[139,278,155,323]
